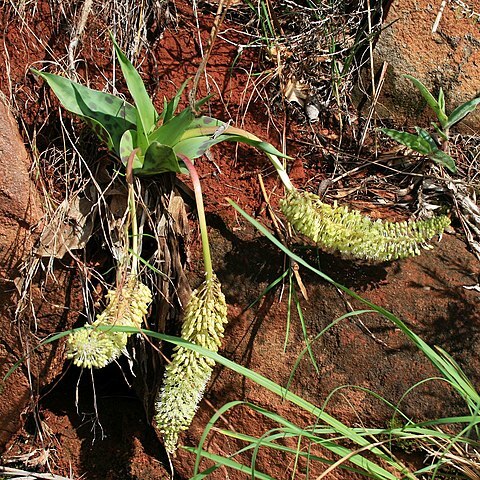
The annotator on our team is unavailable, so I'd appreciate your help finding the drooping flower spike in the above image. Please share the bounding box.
[264,152,450,261]
[66,277,152,369]
[155,155,228,454]
[280,189,450,261]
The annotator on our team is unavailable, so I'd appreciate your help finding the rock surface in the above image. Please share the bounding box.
[364,0,480,133]
[0,98,81,450]
[173,220,480,479]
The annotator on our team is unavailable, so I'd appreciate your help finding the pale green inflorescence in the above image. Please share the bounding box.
[281,190,450,261]
[66,277,152,368]
[155,273,228,454]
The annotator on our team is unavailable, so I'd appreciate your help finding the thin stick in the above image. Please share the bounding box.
[432,0,448,33]
[188,0,232,110]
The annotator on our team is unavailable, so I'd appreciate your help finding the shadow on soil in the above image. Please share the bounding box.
[40,359,174,480]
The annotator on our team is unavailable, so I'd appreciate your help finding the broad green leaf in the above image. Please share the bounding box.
[381,128,432,155]
[80,115,114,150]
[445,97,480,129]
[414,127,438,150]
[32,69,137,123]
[149,107,195,146]
[138,141,182,175]
[120,130,143,169]
[32,69,136,152]
[160,79,190,124]
[135,107,149,156]
[173,135,229,159]
[72,84,133,152]
[180,118,290,158]
[428,149,457,173]
[186,115,225,131]
[404,74,448,127]
[110,34,157,134]
[174,133,289,160]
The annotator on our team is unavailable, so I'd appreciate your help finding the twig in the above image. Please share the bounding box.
[432,0,448,33]
[358,61,388,151]
[0,466,73,480]
[68,0,94,72]
[188,0,233,111]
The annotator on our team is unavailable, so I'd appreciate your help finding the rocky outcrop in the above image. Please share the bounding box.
[0,98,81,450]
[364,0,480,132]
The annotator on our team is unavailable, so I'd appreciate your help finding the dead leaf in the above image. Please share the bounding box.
[36,196,96,258]
[283,78,309,106]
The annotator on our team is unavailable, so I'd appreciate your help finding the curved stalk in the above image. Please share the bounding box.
[126,149,140,275]
[178,154,213,281]
[266,153,294,191]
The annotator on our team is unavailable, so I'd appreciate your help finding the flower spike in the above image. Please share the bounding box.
[281,189,450,261]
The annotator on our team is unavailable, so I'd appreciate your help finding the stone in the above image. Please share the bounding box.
[363,0,480,133]
[0,98,81,449]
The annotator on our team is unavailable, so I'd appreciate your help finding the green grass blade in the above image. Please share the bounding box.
[247,269,289,311]
[192,400,399,480]
[293,286,318,373]
[286,311,375,393]
[110,34,157,134]
[22,325,401,478]
[185,446,275,480]
[285,268,294,352]
[217,429,384,478]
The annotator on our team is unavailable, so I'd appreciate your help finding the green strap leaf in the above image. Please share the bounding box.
[72,84,133,153]
[428,149,457,173]
[149,107,195,146]
[179,117,290,158]
[445,97,480,129]
[438,87,445,113]
[80,115,114,150]
[414,126,438,150]
[381,128,432,155]
[431,122,448,141]
[160,79,190,123]
[32,69,137,122]
[119,130,143,169]
[404,74,448,127]
[110,33,158,135]
[174,133,289,160]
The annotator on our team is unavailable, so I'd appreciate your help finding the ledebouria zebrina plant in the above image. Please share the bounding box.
[33,36,285,371]
[155,155,228,454]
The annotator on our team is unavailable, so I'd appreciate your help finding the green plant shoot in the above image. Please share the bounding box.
[31,35,289,177]
[381,74,480,174]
